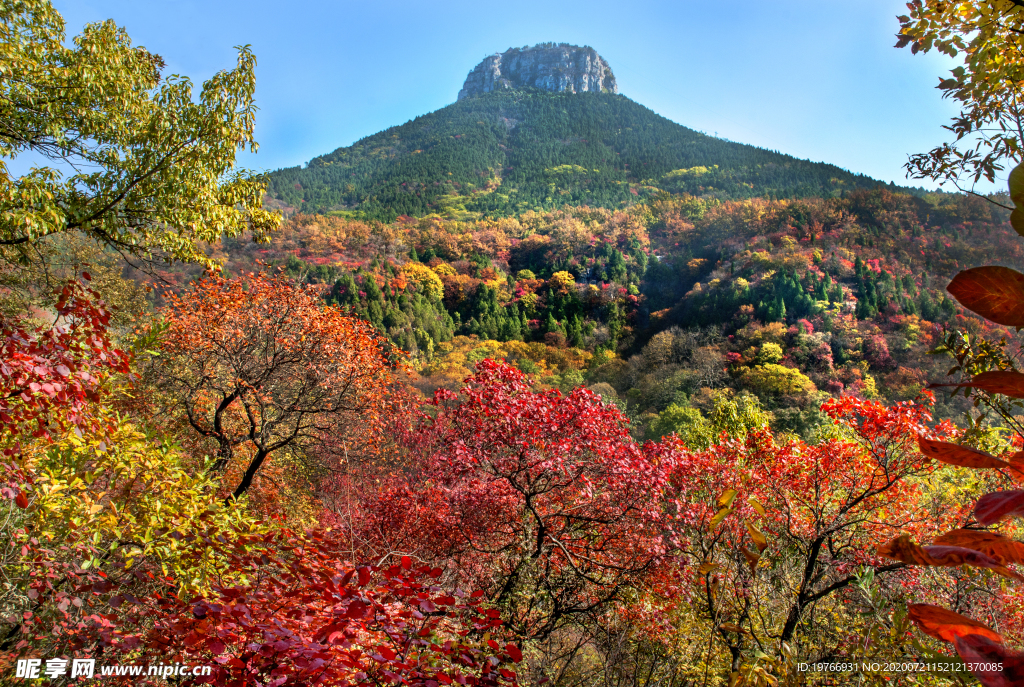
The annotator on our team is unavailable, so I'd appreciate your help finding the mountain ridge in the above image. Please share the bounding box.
[267,90,899,222]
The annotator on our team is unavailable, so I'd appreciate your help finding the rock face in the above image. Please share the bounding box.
[458,43,617,100]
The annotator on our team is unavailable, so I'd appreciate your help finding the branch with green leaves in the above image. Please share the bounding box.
[0,0,280,269]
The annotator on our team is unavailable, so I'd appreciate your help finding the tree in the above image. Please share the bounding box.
[133,530,522,687]
[0,411,255,660]
[645,392,770,447]
[897,1,1024,195]
[652,394,963,677]
[0,283,255,661]
[0,0,280,268]
[149,271,403,500]
[0,276,129,442]
[738,363,816,397]
[403,261,444,301]
[5,491,522,687]
[350,360,672,640]
[547,271,576,297]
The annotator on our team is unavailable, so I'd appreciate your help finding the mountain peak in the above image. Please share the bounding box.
[458,43,617,100]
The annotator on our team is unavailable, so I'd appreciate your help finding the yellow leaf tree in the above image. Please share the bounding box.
[0,0,280,268]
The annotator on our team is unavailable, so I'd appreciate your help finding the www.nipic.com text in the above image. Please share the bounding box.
[15,658,213,680]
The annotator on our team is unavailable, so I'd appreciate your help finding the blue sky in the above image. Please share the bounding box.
[53,0,990,192]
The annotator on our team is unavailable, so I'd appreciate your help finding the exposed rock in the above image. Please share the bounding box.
[458,43,617,100]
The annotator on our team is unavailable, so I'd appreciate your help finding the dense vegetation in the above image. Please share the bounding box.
[179,187,1016,438]
[6,2,1024,686]
[266,91,896,221]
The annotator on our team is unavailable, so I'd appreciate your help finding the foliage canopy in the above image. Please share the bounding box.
[0,0,279,267]
[898,1,1024,191]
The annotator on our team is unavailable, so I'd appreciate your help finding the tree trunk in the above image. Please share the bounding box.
[230,449,268,500]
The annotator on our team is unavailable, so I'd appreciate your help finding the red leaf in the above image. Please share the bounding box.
[953,634,1024,687]
[357,566,372,586]
[345,600,369,619]
[878,534,937,564]
[924,545,1024,581]
[934,529,1024,565]
[506,643,522,662]
[401,555,412,569]
[15,490,28,509]
[907,603,1003,644]
[947,266,1024,327]
[878,535,1024,580]
[918,436,1009,469]
[930,370,1024,400]
[975,490,1024,525]
[1010,451,1024,474]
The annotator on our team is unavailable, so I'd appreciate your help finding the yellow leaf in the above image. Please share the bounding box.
[709,507,732,529]
[741,546,760,573]
[697,561,720,575]
[746,520,769,553]
[717,489,738,509]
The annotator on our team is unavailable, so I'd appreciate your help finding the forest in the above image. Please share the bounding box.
[4,1,1024,686]
[169,188,1015,437]
[264,91,895,221]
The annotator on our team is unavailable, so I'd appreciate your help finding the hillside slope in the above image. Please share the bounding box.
[160,187,1016,430]
[266,91,892,221]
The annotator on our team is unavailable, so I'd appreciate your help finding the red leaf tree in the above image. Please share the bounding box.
[36,526,522,687]
[344,360,672,639]
[0,276,129,443]
[135,529,522,687]
[649,394,965,672]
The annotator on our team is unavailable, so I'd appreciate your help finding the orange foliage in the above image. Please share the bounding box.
[152,271,407,503]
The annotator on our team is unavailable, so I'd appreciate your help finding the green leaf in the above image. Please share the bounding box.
[1011,208,1024,237]
[1010,163,1024,206]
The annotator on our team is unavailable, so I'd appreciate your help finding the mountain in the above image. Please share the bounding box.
[458,43,617,100]
[177,43,1017,428]
[265,45,893,222]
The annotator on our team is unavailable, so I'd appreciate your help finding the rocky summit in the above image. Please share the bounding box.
[457,43,617,100]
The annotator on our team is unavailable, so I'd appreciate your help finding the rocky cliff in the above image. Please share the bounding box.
[457,43,617,100]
